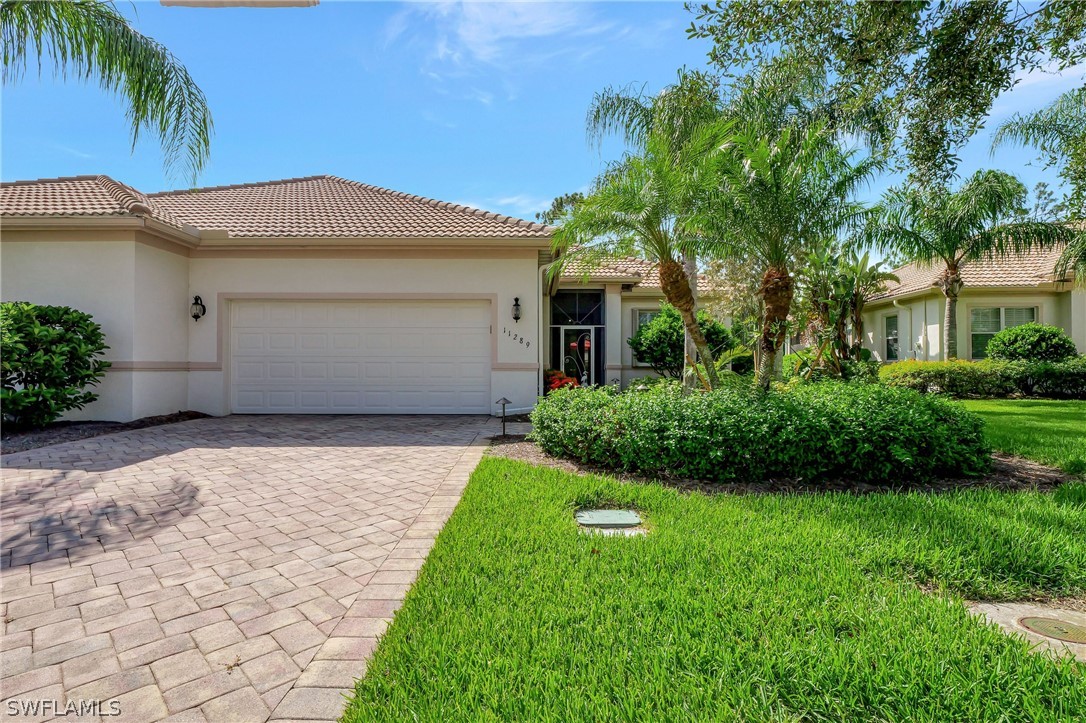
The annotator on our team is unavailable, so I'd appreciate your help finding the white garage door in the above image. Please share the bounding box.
[230,299,491,414]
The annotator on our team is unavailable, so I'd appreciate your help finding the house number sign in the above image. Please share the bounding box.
[502,327,531,348]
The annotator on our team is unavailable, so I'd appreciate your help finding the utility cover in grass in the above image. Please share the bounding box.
[575,509,641,529]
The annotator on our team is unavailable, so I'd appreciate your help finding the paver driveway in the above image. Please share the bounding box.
[1,415,492,722]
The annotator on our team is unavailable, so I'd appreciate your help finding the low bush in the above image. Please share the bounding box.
[530,383,990,484]
[782,350,880,383]
[880,358,1086,399]
[1,302,111,428]
[985,322,1078,362]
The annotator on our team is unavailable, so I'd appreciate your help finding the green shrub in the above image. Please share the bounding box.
[627,304,733,377]
[1,302,111,428]
[530,383,990,484]
[880,358,1086,399]
[985,322,1078,362]
[782,350,879,383]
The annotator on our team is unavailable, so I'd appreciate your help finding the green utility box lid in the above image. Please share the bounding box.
[575,509,641,529]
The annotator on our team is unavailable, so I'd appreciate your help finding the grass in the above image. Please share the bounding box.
[343,458,1086,722]
[960,399,1086,475]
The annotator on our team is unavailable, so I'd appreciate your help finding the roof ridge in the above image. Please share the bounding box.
[147,175,333,197]
[328,176,555,234]
[0,174,104,188]
[94,175,153,216]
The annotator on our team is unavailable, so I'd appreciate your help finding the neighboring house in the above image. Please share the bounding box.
[0,175,680,421]
[861,248,1086,362]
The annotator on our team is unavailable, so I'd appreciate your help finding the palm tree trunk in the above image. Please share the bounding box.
[938,266,962,360]
[943,291,958,360]
[682,251,698,394]
[659,258,720,390]
[756,265,794,390]
[850,300,865,360]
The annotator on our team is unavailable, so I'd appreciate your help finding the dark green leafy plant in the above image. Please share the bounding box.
[1,302,111,428]
[880,358,1086,399]
[627,304,734,378]
[530,383,990,483]
[985,322,1079,362]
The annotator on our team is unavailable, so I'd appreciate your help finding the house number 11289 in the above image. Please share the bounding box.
[502,327,530,348]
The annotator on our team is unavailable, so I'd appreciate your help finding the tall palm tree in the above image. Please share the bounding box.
[552,125,727,389]
[868,170,1073,359]
[700,121,880,388]
[2,0,213,182]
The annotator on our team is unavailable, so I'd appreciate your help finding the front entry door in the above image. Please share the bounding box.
[561,327,596,386]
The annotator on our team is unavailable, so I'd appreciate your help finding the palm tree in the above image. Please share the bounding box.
[868,170,1073,359]
[701,121,880,388]
[844,250,899,358]
[552,125,727,389]
[2,0,213,182]
[993,87,1086,283]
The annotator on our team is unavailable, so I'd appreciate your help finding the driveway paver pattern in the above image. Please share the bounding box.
[1,415,491,722]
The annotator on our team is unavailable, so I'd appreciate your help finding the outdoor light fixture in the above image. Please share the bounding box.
[512,297,522,322]
[190,295,206,322]
[496,397,512,436]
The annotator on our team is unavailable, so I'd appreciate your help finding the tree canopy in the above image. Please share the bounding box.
[687,0,1086,186]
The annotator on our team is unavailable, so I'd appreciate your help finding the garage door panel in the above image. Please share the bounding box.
[231,300,491,414]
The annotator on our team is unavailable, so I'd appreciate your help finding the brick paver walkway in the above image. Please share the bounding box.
[1,415,491,722]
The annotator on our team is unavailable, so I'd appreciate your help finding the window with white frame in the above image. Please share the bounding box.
[970,306,1036,359]
[884,315,899,361]
[631,308,660,366]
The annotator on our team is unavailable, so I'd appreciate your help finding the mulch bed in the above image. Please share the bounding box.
[486,435,1073,495]
[1,411,210,455]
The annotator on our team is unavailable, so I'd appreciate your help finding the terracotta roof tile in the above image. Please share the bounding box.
[871,246,1068,301]
[1,174,552,240]
[0,175,187,229]
[561,255,713,293]
[148,175,552,238]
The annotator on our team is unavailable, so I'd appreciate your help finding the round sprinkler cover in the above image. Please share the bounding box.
[1018,617,1086,644]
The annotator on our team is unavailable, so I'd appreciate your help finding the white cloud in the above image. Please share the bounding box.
[1012,59,1085,91]
[494,193,551,216]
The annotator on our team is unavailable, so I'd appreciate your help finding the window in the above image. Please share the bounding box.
[885,315,899,361]
[631,309,660,367]
[970,306,1036,359]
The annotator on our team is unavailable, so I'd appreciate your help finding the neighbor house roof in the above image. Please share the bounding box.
[870,246,1069,302]
[0,175,553,240]
[560,255,713,294]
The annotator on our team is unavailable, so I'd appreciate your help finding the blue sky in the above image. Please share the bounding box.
[2,1,1081,220]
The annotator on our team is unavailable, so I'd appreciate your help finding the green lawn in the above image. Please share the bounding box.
[343,458,1086,722]
[961,399,1086,475]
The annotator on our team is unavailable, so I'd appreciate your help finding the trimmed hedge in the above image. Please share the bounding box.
[529,384,990,484]
[880,358,1086,399]
[986,323,1078,362]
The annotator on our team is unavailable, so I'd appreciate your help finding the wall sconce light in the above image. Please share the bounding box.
[512,297,522,323]
[190,295,206,322]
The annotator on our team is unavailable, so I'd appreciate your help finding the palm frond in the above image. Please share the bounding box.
[2,0,213,183]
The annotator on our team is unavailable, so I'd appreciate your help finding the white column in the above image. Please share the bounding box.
[604,283,623,385]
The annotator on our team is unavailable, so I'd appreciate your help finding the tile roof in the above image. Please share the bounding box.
[148,176,552,238]
[870,246,1068,301]
[0,175,188,230]
[1,175,553,240]
[560,255,713,293]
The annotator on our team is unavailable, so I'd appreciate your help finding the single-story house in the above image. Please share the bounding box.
[0,174,681,421]
[861,248,1086,362]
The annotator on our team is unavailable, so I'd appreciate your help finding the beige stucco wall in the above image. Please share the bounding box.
[186,250,541,415]
[1,235,139,420]
[863,288,1079,362]
[2,232,545,420]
